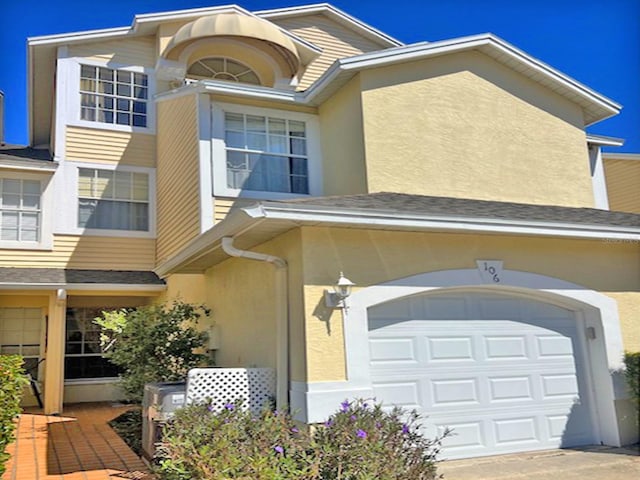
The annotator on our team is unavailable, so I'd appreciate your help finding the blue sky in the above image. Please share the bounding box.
[1,0,638,151]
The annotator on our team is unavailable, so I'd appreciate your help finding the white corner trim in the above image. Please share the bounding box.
[197,94,214,233]
[589,146,610,210]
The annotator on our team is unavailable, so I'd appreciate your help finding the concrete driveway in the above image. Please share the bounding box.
[437,445,640,480]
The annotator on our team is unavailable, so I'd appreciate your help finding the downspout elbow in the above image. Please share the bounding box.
[221,237,287,268]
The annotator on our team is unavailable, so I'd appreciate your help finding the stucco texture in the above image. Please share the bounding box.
[359,51,594,208]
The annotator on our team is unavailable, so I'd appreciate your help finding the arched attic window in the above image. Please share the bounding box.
[186,57,261,85]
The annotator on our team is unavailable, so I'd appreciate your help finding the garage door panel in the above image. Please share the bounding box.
[368,293,595,459]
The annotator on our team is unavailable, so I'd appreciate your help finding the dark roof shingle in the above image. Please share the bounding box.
[0,268,165,285]
[282,192,640,228]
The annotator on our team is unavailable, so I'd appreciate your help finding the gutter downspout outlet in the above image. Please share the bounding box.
[221,237,289,410]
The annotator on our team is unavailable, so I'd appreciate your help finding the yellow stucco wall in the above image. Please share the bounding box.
[156,94,201,264]
[0,235,156,270]
[604,158,640,213]
[359,51,593,207]
[299,227,640,382]
[161,230,307,379]
[66,126,156,167]
[318,75,368,195]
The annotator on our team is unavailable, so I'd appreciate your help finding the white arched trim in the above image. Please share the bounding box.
[291,268,624,448]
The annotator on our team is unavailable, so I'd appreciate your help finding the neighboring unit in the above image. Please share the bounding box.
[1,2,638,460]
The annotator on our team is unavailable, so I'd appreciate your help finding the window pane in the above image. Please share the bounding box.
[81,65,96,79]
[99,68,113,81]
[116,112,130,125]
[132,101,146,114]
[268,118,286,135]
[81,94,97,107]
[225,113,244,131]
[78,199,96,228]
[98,81,113,94]
[268,135,287,154]
[96,170,114,198]
[246,115,266,133]
[131,174,149,201]
[117,70,131,83]
[289,121,306,137]
[134,72,147,86]
[2,179,20,194]
[291,138,307,156]
[133,86,148,99]
[247,133,266,151]
[80,79,96,92]
[81,107,96,121]
[132,115,146,127]
[117,83,131,97]
[23,181,40,195]
[2,194,20,209]
[291,176,309,194]
[291,157,308,176]
[225,131,244,149]
[116,98,130,112]
[114,171,132,200]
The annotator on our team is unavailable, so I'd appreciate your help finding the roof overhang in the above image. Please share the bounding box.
[156,200,640,277]
[156,34,621,126]
[0,283,166,292]
[586,134,625,147]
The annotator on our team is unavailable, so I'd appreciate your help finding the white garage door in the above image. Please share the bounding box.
[368,292,595,459]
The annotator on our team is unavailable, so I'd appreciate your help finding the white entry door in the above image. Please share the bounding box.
[368,292,595,459]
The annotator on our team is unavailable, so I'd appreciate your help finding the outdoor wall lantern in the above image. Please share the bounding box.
[324,272,356,309]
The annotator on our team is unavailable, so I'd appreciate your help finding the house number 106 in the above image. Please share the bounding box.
[484,262,501,283]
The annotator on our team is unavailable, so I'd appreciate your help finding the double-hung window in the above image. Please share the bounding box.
[224,112,309,194]
[0,178,41,242]
[78,168,149,231]
[80,65,148,128]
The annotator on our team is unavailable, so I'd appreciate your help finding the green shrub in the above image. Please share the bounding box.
[0,355,28,476]
[157,399,445,480]
[624,351,640,424]
[95,301,209,402]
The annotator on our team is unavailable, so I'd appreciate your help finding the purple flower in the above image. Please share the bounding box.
[324,419,334,427]
[207,404,215,412]
[362,402,369,408]
[224,402,235,411]
[290,426,299,433]
[402,424,410,435]
[350,415,357,421]
[274,445,284,454]
[356,429,367,439]
[340,400,350,412]
[375,422,382,429]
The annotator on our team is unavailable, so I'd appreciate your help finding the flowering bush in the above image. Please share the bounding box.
[624,351,640,425]
[95,301,209,402]
[0,355,28,476]
[157,399,445,480]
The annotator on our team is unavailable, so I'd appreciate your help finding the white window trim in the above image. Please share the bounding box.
[58,54,156,135]
[210,101,323,199]
[55,161,156,238]
[0,171,53,250]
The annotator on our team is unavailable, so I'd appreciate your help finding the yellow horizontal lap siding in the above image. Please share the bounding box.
[0,236,155,270]
[604,159,640,213]
[65,126,156,167]
[212,197,257,224]
[67,37,156,67]
[273,15,384,90]
[156,95,201,264]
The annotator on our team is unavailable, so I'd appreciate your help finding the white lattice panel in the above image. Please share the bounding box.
[186,368,276,414]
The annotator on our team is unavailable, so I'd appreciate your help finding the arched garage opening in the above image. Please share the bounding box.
[341,269,624,459]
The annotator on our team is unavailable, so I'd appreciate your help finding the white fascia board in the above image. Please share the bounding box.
[255,3,403,47]
[154,207,261,277]
[155,80,302,105]
[602,153,640,161]
[587,134,625,147]
[0,162,57,173]
[28,27,131,46]
[259,203,640,241]
[0,283,166,292]
[305,34,621,118]
[133,5,250,29]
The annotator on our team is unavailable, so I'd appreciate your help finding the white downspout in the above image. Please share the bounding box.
[221,237,289,410]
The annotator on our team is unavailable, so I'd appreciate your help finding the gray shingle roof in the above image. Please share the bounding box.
[283,192,640,228]
[0,268,165,285]
[0,145,53,162]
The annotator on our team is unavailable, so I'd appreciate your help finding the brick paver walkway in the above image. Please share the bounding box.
[2,403,152,480]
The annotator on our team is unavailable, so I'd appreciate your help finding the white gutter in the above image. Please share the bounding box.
[0,283,166,291]
[220,237,289,411]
